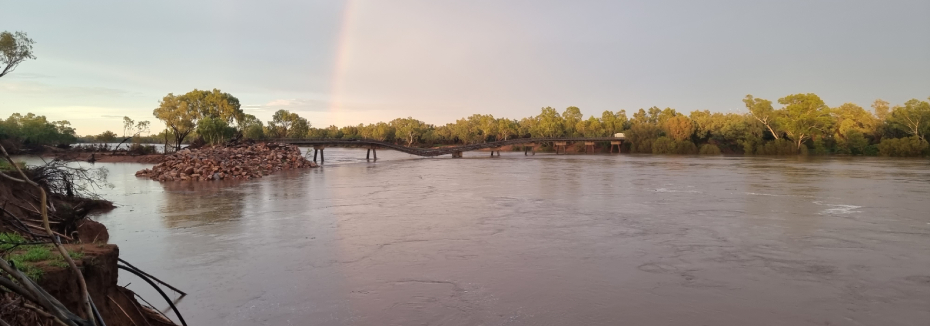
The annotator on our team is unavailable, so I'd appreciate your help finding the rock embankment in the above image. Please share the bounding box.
[135,143,316,182]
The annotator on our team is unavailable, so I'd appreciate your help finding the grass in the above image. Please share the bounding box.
[0,160,25,172]
[1,233,88,281]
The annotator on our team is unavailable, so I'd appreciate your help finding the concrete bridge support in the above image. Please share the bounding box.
[524,144,535,156]
[584,141,595,154]
[313,145,326,163]
[366,147,378,161]
[610,141,622,153]
[554,141,568,155]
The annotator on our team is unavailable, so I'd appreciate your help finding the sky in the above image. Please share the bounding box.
[2,0,929,135]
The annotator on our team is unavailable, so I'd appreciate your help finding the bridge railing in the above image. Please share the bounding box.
[275,137,625,157]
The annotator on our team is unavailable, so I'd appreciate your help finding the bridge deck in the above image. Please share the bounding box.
[280,137,625,157]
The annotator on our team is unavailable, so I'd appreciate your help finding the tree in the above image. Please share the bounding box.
[626,123,661,153]
[268,109,304,138]
[664,115,695,141]
[196,116,236,145]
[184,89,244,125]
[496,118,518,141]
[288,118,310,138]
[122,117,135,138]
[153,94,196,150]
[391,117,427,146]
[0,31,36,78]
[582,116,605,137]
[0,113,76,145]
[239,114,265,140]
[121,116,150,139]
[452,118,478,144]
[601,110,627,135]
[832,103,879,154]
[152,89,242,149]
[537,107,563,137]
[744,95,780,139]
[777,93,834,152]
[562,107,583,136]
[886,98,930,140]
[370,122,394,141]
[872,99,890,121]
[95,130,117,143]
[518,117,538,138]
[472,114,497,142]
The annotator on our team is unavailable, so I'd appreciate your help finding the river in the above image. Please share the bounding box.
[59,149,930,325]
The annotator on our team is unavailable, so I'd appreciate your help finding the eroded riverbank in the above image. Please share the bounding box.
[88,149,930,325]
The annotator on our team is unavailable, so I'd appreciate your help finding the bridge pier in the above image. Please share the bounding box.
[313,145,326,163]
[610,141,622,153]
[584,141,595,154]
[554,141,568,155]
[523,144,536,156]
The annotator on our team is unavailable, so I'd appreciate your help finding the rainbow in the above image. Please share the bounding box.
[327,0,358,125]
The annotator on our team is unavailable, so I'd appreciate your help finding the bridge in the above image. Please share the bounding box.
[280,137,626,162]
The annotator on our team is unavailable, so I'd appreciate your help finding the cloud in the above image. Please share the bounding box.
[0,80,136,98]
[4,72,54,79]
[244,98,333,112]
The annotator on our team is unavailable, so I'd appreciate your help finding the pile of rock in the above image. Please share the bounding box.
[135,143,316,182]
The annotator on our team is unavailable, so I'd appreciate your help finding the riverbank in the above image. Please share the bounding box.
[48,151,166,163]
[0,158,178,325]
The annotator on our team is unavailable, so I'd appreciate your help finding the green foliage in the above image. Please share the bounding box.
[777,93,834,152]
[626,123,661,153]
[129,143,158,155]
[0,233,85,281]
[698,144,722,155]
[652,137,697,154]
[19,246,53,262]
[266,109,310,139]
[1,30,36,78]
[0,113,77,145]
[140,90,930,157]
[0,232,26,250]
[754,139,800,155]
[69,250,85,260]
[154,89,243,150]
[95,130,118,143]
[664,115,694,141]
[239,114,265,140]
[886,98,930,140]
[196,116,236,145]
[877,136,929,157]
[743,95,779,139]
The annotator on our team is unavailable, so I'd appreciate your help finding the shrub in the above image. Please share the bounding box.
[652,137,697,154]
[128,143,157,155]
[877,136,929,157]
[755,139,798,155]
[699,144,722,155]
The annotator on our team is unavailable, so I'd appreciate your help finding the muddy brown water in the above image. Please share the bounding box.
[30,150,930,325]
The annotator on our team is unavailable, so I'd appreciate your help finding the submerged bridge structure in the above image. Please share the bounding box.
[280,137,625,162]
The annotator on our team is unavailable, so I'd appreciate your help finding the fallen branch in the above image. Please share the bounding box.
[0,145,97,325]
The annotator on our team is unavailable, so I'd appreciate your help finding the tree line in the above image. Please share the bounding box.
[147,89,929,157]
